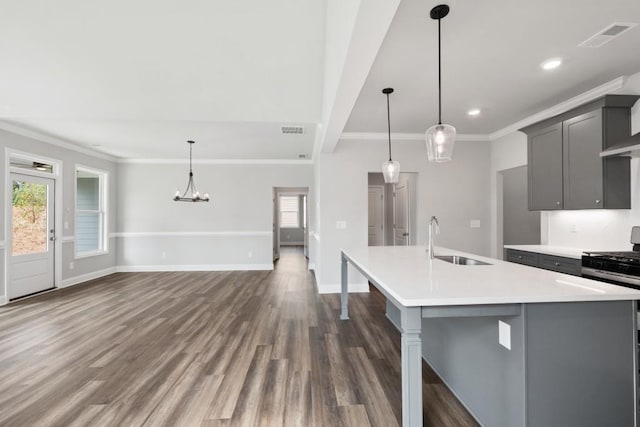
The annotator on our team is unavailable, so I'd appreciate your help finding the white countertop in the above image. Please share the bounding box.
[503,245,586,259]
[342,246,640,307]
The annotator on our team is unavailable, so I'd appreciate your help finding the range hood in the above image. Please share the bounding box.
[600,132,640,157]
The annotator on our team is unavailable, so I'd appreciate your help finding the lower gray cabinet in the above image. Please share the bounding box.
[505,249,581,276]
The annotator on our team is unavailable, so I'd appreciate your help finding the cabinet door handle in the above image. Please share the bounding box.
[556,201,561,205]
[554,262,561,266]
[517,256,523,259]
[595,199,601,204]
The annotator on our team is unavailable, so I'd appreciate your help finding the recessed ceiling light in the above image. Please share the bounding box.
[467,108,481,116]
[541,58,562,70]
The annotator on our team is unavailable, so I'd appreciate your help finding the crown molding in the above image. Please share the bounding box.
[488,76,626,141]
[0,121,118,162]
[340,132,490,142]
[118,158,314,165]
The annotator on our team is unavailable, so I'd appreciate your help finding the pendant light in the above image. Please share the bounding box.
[381,87,400,184]
[173,140,210,202]
[425,4,456,162]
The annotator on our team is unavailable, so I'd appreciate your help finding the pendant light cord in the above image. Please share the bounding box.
[189,142,193,176]
[386,92,392,161]
[438,16,442,125]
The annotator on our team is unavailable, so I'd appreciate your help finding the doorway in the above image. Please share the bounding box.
[367,172,417,247]
[497,166,540,258]
[273,187,309,261]
[9,173,55,299]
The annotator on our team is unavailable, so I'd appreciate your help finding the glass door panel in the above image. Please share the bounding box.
[12,180,49,256]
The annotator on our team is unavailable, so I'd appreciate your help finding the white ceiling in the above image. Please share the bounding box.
[0,0,324,159]
[345,0,640,135]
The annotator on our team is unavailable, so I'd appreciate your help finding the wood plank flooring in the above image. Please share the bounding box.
[0,247,479,426]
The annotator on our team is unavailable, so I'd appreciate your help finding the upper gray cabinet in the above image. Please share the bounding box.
[528,123,563,210]
[521,95,639,211]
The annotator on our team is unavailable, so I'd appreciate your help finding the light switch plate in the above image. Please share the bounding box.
[499,320,511,350]
[470,219,481,229]
[336,221,347,230]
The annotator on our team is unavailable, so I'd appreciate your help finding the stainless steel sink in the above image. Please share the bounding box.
[435,255,491,266]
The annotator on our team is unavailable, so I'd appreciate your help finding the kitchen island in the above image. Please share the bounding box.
[340,246,640,427]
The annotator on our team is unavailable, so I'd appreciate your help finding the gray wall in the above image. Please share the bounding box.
[501,166,540,246]
[279,195,305,245]
[313,139,491,290]
[117,162,313,269]
[0,128,118,301]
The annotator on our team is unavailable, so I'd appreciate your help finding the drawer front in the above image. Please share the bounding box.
[539,254,581,276]
[506,249,539,267]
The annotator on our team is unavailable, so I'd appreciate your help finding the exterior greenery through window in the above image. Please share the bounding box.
[279,196,299,228]
[76,167,107,257]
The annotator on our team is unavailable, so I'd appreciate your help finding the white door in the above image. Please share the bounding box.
[273,189,280,261]
[368,186,384,246]
[394,181,410,246]
[303,195,309,258]
[10,174,55,299]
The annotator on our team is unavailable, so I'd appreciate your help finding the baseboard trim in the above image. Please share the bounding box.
[116,264,274,272]
[280,242,304,246]
[316,283,370,294]
[0,296,6,305]
[61,267,118,288]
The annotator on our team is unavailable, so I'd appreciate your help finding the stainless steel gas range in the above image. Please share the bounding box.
[582,227,640,290]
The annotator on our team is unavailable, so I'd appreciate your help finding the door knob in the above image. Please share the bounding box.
[595,199,601,204]
[402,232,409,236]
[50,236,56,241]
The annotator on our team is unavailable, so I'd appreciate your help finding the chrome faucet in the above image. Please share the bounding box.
[428,216,440,259]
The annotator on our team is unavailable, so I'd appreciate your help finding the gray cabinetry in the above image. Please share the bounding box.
[521,95,638,211]
[505,249,581,276]
[562,111,603,210]
[528,124,563,210]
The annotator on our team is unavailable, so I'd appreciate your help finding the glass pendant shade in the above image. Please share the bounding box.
[382,160,400,184]
[425,123,456,162]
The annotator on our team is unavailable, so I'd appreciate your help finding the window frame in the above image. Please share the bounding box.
[279,195,300,229]
[74,165,109,259]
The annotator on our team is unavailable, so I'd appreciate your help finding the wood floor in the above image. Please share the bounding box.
[0,247,478,426]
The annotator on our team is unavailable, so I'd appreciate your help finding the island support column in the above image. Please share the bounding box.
[400,306,423,427]
[340,254,349,320]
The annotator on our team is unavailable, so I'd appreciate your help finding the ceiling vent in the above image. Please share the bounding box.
[281,125,305,135]
[579,22,638,48]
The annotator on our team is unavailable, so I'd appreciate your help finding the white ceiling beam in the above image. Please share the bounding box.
[319,0,401,155]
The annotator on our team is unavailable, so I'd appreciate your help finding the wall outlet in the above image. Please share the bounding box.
[248,251,253,259]
[69,262,74,270]
[470,219,481,229]
[570,224,577,233]
[336,221,347,230]
[161,251,167,260]
[498,320,511,350]
[64,221,69,230]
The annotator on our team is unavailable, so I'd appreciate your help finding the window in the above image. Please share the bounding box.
[76,166,108,257]
[280,196,299,228]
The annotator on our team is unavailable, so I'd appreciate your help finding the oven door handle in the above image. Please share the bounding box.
[582,267,640,287]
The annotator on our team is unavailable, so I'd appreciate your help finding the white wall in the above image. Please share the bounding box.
[314,139,491,292]
[0,128,118,302]
[117,162,313,270]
